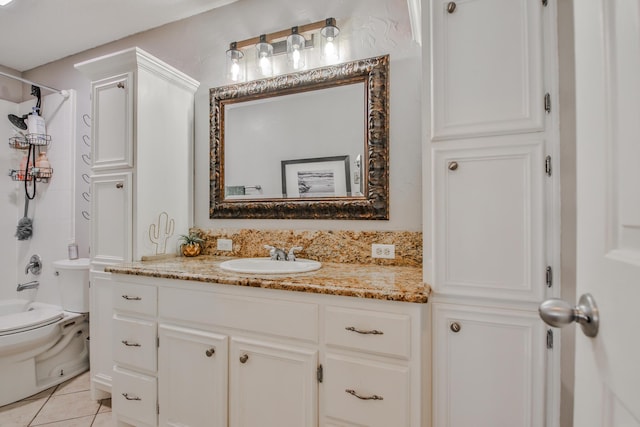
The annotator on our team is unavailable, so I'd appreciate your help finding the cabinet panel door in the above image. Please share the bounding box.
[158,325,228,427]
[432,303,546,427]
[229,338,318,427]
[92,73,133,170]
[89,271,114,399]
[91,172,132,264]
[431,0,544,139]
[433,141,545,301]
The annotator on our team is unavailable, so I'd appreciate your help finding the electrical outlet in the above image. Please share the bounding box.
[217,238,233,251]
[371,243,395,259]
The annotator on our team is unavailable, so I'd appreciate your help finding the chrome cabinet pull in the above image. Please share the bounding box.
[116,182,124,189]
[448,161,459,171]
[239,354,249,363]
[122,393,141,401]
[117,82,125,89]
[450,322,461,333]
[447,1,457,13]
[345,389,384,401]
[121,340,141,347]
[345,326,384,335]
[206,348,215,357]
[121,295,141,301]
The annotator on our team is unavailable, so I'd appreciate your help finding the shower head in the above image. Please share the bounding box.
[8,113,28,130]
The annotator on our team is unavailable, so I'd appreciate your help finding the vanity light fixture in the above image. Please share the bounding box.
[320,18,340,64]
[225,17,340,82]
[255,34,274,77]
[286,27,306,70]
[226,42,245,82]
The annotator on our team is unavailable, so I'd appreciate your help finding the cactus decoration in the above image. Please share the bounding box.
[148,211,175,255]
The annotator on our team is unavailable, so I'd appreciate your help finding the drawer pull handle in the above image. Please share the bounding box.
[121,295,141,301]
[345,326,384,335]
[122,393,141,401]
[239,354,249,364]
[206,348,215,357]
[345,389,384,401]
[121,340,141,347]
[117,82,125,89]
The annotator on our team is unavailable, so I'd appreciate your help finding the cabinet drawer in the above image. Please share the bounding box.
[325,306,411,359]
[324,354,409,427]
[160,287,318,342]
[113,315,157,371]
[112,366,157,427]
[113,282,157,316]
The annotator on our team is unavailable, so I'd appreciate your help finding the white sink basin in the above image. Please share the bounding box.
[219,258,322,274]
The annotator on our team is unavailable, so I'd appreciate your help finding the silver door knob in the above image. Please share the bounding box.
[539,293,599,337]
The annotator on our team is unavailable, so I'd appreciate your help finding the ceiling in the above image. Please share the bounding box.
[0,0,238,72]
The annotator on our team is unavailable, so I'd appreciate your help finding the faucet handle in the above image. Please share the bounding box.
[287,246,303,261]
[264,245,277,260]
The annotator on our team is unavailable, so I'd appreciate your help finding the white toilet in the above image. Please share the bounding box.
[52,258,90,313]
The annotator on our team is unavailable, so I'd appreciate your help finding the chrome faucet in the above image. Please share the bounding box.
[25,254,42,275]
[264,245,303,261]
[17,280,39,292]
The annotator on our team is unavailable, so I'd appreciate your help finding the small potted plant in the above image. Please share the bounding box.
[178,233,205,257]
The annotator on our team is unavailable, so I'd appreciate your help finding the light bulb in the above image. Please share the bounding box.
[292,46,301,69]
[230,60,240,81]
[259,54,271,75]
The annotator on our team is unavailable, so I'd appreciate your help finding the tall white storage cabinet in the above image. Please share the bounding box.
[426,1,560,426]
[75,48,199,399]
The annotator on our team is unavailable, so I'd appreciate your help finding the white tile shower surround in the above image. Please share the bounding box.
[0,371,113,426]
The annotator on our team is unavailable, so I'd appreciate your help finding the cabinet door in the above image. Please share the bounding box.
[91,172,132,264]
[432,303,546,427]
[433,141,545,302]
[158,325,228,427]
[89,271,114,400]
[230,338,318,427]
[431,0,544,139]
[92,73,134,170]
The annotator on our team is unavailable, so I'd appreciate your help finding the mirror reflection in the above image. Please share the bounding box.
[224,83,365,199]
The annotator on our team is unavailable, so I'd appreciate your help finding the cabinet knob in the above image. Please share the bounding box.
[448,161,459,171]
[117,82,125,89]
[450,322,462,333]
[206,348,215,357]
[116,182,124,189]
[239,354,249,364]
[447,1,457,13]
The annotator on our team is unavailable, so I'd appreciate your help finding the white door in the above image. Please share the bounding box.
[573,1,640,425]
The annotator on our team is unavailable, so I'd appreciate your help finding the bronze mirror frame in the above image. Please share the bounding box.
[209,54,389,220]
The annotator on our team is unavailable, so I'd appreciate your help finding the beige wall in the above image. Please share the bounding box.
[22,0,423,232]
[0,65,25,103]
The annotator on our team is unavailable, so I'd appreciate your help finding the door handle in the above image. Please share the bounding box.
[539,293,599,337]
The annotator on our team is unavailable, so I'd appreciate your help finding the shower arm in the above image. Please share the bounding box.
[0,70,69,98]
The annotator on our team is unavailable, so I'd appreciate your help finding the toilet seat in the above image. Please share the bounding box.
[0,308,64,336]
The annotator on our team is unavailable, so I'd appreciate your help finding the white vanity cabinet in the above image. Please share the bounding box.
[75,48,199,400]
[106,273,428,427]
[432,302,547,427]
[426,0,560,425]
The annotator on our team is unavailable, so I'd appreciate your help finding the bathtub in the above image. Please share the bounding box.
[0,299,89,407]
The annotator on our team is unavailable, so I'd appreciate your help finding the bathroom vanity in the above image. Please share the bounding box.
[103,256,430,427]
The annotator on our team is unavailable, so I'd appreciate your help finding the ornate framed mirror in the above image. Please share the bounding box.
[209,54,389,219]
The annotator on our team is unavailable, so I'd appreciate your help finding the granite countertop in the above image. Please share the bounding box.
[105,256,430,303]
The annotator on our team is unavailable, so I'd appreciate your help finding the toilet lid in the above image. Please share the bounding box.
[0,308,64,336]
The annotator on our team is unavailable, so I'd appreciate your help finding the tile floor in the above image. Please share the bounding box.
[0,371,113,426]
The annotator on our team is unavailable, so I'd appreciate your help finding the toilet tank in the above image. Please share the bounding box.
[52,258,90,313]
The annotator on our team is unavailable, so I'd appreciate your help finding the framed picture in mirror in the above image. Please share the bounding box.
[281,155,351,198]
